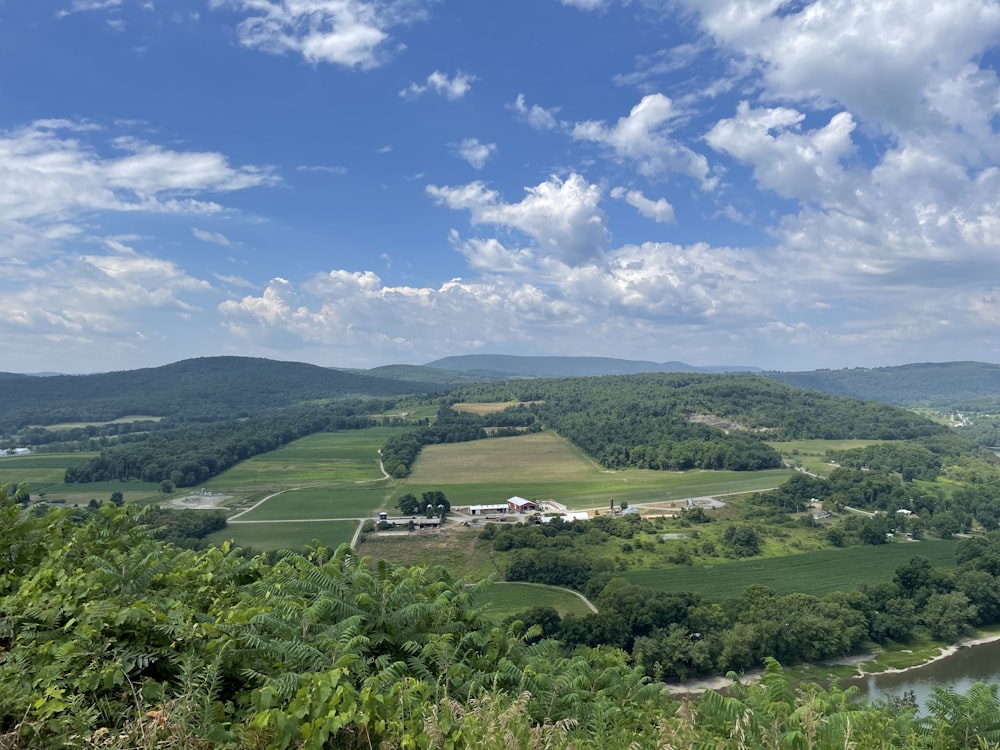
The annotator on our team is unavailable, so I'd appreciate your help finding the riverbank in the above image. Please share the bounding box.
[664,630,1000,695]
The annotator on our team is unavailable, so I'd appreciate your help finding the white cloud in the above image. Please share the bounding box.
[192,228,238,247]
[454,138,496,170]
[0,121,275,234]
[210,0,434,68]
[559,0,611,10]
[509,93,559,131]
[401,70,476,100]
[296,164,348,174]
[570,94,716,187]
[427,173,609,265]
[705,101,858,203]
[610,187,675,223]
[57,0,122,17]
[685,0,1000,144]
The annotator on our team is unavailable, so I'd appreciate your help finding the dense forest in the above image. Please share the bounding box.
[0,356,441,432]
[4,486,1000,749]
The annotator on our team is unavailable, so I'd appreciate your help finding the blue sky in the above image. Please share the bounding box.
[3,0,1000,374]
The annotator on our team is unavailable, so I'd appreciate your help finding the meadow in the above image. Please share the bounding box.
[622,539,960,600]
[206,519,359,552]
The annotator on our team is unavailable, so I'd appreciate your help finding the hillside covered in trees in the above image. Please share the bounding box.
[445,373,946,473]
[0,356,443,432]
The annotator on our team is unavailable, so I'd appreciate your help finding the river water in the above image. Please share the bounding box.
[847,638,1000,710]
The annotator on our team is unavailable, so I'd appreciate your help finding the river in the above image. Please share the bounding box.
[848,638,1000,710]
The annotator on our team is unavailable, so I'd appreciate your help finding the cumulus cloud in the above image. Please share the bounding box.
[401,70,476,100]
[209,0,434,68]
[684,0,1000,144]
[57,0,122,17]
[454,138,496,169]
[610,187,675,223]
[570,94,715,187]
[427,173,609,265]
[705,101,858,204]
[509,94,560,131]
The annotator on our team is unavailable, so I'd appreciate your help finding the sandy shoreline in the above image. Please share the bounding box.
[663,632,1000,695]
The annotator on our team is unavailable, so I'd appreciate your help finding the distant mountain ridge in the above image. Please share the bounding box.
[763,361,1000,408]
[0,356,445,431]
[423,354,761,379]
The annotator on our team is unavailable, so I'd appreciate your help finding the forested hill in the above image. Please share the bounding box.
[765,361,1000,408]
[425,354,760,378]
[450,373,946,472]
[0,356,441,430]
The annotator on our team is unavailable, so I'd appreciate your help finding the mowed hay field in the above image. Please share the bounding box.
[623,539,960,600]
[405,431,793,509]
[767,438,897,477]
[237,486,389,521]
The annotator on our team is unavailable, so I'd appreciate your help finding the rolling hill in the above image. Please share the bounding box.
[424,354,760,379]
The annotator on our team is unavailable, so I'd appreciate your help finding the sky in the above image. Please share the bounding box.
[2,0,1000,374]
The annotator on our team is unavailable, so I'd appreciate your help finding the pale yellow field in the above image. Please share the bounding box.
[450,401,542,415]
[407,431,601,483]
[34,415,164,430]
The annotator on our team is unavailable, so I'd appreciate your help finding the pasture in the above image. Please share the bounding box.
[623,539,960,600]
[476,582,595,619]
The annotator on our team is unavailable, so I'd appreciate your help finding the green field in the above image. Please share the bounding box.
[623,539,960,600]
[35,415,164,430]
[475,582,595,619]
[237,486,390,521]
[205,428,402,492]
[768,439,895,477]
[0,452,162,504]
[207,520,359,552]
[407,431,793,509]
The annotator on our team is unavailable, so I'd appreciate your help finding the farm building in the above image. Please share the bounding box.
[507,496,537,512]
[540,511,590,524]
[469,504,508,516]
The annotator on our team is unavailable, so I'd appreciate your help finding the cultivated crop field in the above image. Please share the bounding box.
[35,415,164,430]
[623,539,960,600]
[451,401,541,415]
[236,486,390,521]
[207,427,403,491]
[407,431,793,509]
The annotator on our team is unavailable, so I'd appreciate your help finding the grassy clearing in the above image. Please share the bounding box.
[623,540,960,600]
[451,401,541,415]
[358,526,497,580]
[476,582,594,619]
[768,439,895,478]
[208,520,358,552]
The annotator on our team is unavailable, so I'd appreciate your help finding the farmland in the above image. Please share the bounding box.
[623,539,961,600]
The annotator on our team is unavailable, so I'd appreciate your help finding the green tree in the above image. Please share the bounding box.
[396,492,421,515]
